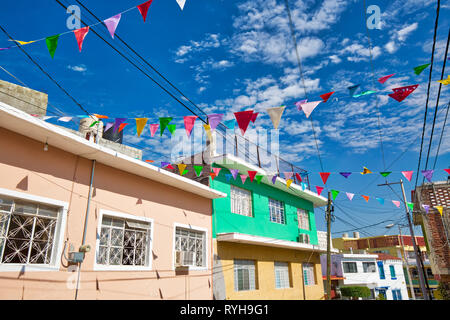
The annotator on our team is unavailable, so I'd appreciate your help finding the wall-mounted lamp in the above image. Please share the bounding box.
[44,141,48,151]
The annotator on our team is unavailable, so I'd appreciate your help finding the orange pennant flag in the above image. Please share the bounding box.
[362,195,370,202]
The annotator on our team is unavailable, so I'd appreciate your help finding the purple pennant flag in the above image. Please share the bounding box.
[422,204,430,214]
[207,114,224,131]
[161,162,170,168]
[104,122,114,132]
[421,170,434,182]
[272,175,277,184]
[113,118,127,133]
[230,169,239,180]
[104,14,121,39]
[339,172,352,178]
[295,99,308,111]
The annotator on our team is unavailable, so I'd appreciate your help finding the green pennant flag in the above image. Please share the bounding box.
[331,189,340,201]
[255,175,263,184]
[414,63,430,75]
[407,202,414,211]
[159,117,173,136]
[193,165,203,177]
[182,169,189,176]
[168,124,176,135]
[89,121,99,128]
[46,34,60,58]
[380,172,392,177]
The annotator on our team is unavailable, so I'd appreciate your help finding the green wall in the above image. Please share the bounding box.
[211,166,318,245]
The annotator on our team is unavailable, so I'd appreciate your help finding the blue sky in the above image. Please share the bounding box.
[0,0,449,237]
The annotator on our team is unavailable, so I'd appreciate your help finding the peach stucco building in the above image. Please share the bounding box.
[0,99,225,300]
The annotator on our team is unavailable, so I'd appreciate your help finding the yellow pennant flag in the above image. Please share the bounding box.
[437,75,450,85]
[361,167,372,175]
[177,163,187,176]
[435,206,444,216]
[204,124,212,140]
[135,118,148,137]
[9,39,36,45]
[286,179,293,188]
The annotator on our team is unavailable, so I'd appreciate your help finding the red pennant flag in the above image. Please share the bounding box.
[184,115,197,138]
[316,186,324,196]
[378,73,395,84]
[444,169,450,175]
[320,91,335,102]
[234,110,254,135]
[362,195,370,202]
[319,172,330,184]
[166,164,175,170]
[388,84,419,102]
[295,173,302,182]
[250,112,259,123]
[118,123,129,133]
[137,0,153,22]
[73,26,89,52]
[248,171,257,182]
[210,172,217,180]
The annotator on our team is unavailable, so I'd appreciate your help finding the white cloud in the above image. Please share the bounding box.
[67,64,87,72]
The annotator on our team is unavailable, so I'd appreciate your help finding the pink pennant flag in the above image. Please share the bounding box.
[73,26,89,52]
[378,74,395,84]
[402,171,413,182]
[184,116,197,137]
[240,174,248,184]
[392,200,400,208]
[346,192,355,201]
[104,14,121,39]
[316,186,324,196]
[149,124,159,137]
[299,101,322,118]
[137,0,153,22]
[284,172,293,180]
[212,167,221,177]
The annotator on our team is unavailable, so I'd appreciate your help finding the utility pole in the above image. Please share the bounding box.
[378,180,429,300]
[398,225,416,300]
[326,191,332,300]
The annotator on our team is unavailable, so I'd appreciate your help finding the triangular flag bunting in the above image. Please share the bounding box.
[104,14,121,39]
[159,117,173,136]
[284,172,294,181]
[286,179,293,188]
[210,172,217,180]
[353,90,376,98]
[212,167,221,177]
[295,99,308,111]
[444,169,450,175]
[113,118,127,133]
[240,174,248,184]
[135,118,148,137]
[89,121,99,128]
[230,169,239,180]
[348,84,360,96]
[250,112,259,123]
[193,165,203,177]
[73,27,89,52]
[402,171,413,182]
[45,35,60,58]
[176,0,186,10]
[184,116,197,138]
[362,195,370,202]
[295,173,303,182]
[177,163,187,175]
[104,122,114,132]
[361,167,372,175]
[380,171,392,177]
[378,74,395,84]
[437,75,450,85]
[149,124,159,137]
[331,190,340,201]
[271,175,277,184]
[137,0,153,22]
[388,84,419,102]
[316,186,324,196]
[118,123,129,133]
[9,39,35,46]
[255,175,263,184]
[346,192,354,201]
[407,202,414,211]
[167,124,176,135]
[225,174,232,182]
[234,111,254,135]
[300,101,321,118]
[182,169,189,176]
[248,171,257,182]
[422,204,430,214]
[223,119,235,129]
[319,172,330,184]
[376,198,385,205]
[320,91,335,102]
[208,114,224,131]
[392,200,400,208]
[339,172,352,178]
[421,170,434,182]
[267,106,286,129]
[434,206,444,216]
[413,63,430,75]
[203,124,213,140]
[58,117,72,122]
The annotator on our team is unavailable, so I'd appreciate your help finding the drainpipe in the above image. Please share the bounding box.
[75,159,96,300]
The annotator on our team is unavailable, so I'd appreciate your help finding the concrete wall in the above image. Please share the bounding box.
[0,127,213,300]
[0,80,48,116]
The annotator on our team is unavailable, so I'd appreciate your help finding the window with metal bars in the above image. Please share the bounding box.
[174,227,206,267]
[97,215,151,267]
[234,259,256,291]
[303,263,316,286]
[297,208,310,230]
[230,185,252,217]
[274,261,291,289]
[269,198,285,224]
[0,197,59,265]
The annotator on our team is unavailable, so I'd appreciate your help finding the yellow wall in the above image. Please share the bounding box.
[215,241,325,300]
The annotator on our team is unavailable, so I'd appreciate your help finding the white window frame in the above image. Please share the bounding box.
[343,261,358,273]
[269,198,286,224]
[274,261,291,289]
[230,185,252,217]
[94,209,154,271]
[303,262,316,286]
[297,208,310,230]
[234,259,257,291]
[0,188,68,272]
[363,261,377,273]
[172,223,208,271]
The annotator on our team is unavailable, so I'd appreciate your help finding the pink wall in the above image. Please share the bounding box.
[0,128,213,300]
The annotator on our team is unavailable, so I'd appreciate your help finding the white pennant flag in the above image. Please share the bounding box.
[346,192,355,201]
[299,101,321,118]
[176,0,186,10]
[58,117,73,122]
[42,116,55,121]
[267,106,286,129]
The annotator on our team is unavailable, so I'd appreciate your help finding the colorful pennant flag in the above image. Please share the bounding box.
[407,202,414,211]
[286,179,293,188]
[376,198,385,205]
[388,84,419,102]
[392,200,400,208]
[46,35,60,58]
[299,101,321,118]
[271,175,277,184]
[362,195,370,202]
[421,170,434,182]
[104,122,114,132]
[104,14,121,39]
[339,172,352,178]
[353,90,376,98]
[178,163,187,175]
[203,124,213,140]
[113,118,127,133]
[225,174,232,182]
[319,172,330,184]
[320,91,335,102]
[137,0,153,22]
[118,123,129,133]
[348,84,360,96]
[248,171,257,182]
[93,114,109,119]
[240,174,248,184]
[149,124,159,137]
[9,39,36,46]
[402,171,413,182]
[295,99,308,111]
[331,190,340,201]
[167,124,176,135]
[58,116,72,122]
[295,173,303,182]
[444,169,450,175]
[380,171,392,177]
[437,75,450,85]
[159,117,173,136]
[176,0,187,10]
[422,204,430,214]
[73,27,89,52]
[413,63,430,75]
[250,112,259,123]
[284,172,294,181]
[208,114,224,131]
[135,118,148,137]
[378,74,395,84]
[210,172,217,180]
[234,110,254,135]
[223,119,236,129]
[230,169,239,180]
[316,186,324,196]
[184,116,197,138]
[89,121,99,128]
[212,167,221,177]
[346,192,355,201]
[435,206,443,216]
[255,175,263,184]
[267,106,286,129]
[193,165,203,177]
[361,167,372,175]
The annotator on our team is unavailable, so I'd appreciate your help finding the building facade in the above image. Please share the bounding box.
[0,93,226,299]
